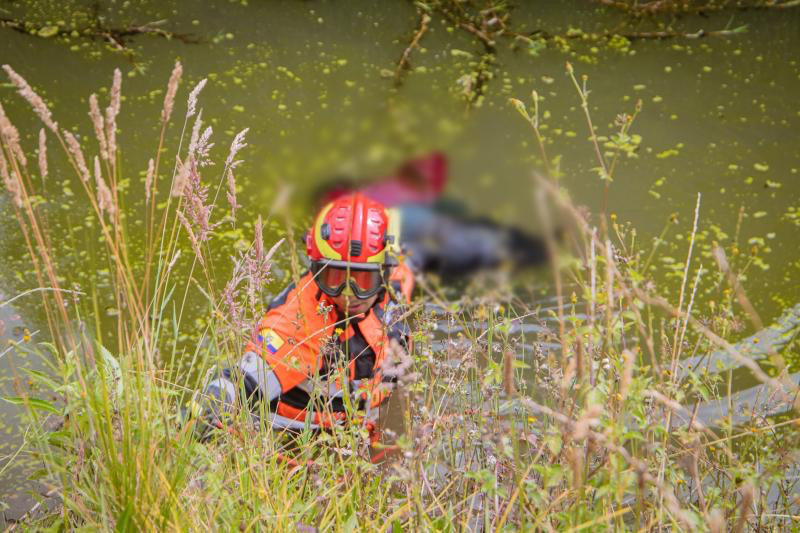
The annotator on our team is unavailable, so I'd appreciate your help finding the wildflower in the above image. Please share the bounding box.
[63,130,90,183]
[161,60,183,124]
[37,129,47,180]
[2,64,58,132]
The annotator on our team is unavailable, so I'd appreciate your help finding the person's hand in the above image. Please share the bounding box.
[186,385,235,440]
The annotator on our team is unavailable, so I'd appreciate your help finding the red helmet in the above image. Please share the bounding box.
[306,193,396,298]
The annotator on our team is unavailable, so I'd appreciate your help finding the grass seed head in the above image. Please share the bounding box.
[0,102,27,167]
[38,128,48,180]
[105,68,122,162]
[144,158,155,202]
[161,60,183,124]
[0,148,23,207]
[3,64,58,133]
[187,78,208,119]
[94,156,115,217]
[89,94,108,160]
[63,130,90,183]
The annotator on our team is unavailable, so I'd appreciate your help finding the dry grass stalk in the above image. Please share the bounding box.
[589,228,597,385]
[179,158,216,243]
[571,404,602,441]
[88,94,109,161]
[188,112,213,167]
[619,349,634,401]
[94,156,115,217]
[380,338,416,386]
[2,64,58,133]
[603,238,615,351]
[1,147,23,207]
[675,265,703,377]
[38,128,48,180]
[0,102,26,167]
[566,445,583,489]
[144,158,155,202]
[574,337,584,383]
[171,156,191,197]
[226,168,238,221]
[167,249,181,273]
[225,128,249,169]
[187,78,207,119]
[713,244,763,331]
[176,209,204,266]
[161,60,183,124]
[707,508,726,533]
[188,110,204,154]
[644,389,708,433]
[732,482,754,533]
[670,193,701,369]
[63,130,90,183]
[105,69,121,164]
[502,348,516,396]
[219,224,282,329]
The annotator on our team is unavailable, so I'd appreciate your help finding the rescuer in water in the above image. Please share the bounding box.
[192,192,414,446]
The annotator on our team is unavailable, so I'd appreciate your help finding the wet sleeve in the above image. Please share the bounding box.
[202,349,282,408]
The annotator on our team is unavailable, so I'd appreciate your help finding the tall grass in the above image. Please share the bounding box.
[1,60,799,532]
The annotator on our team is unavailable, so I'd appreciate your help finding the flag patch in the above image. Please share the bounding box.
[257,328,284,354]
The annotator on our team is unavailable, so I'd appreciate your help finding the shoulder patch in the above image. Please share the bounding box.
[257,328,285,354]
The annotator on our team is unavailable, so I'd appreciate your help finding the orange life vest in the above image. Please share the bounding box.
[244,262,414,427]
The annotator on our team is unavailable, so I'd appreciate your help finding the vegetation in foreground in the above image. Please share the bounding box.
[1,59,799,532]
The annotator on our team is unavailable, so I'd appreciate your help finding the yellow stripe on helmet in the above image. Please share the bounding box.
[313,202,342,260]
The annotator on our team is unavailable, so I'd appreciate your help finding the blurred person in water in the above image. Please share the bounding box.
[191,192,414,450]
[315,152,549,277]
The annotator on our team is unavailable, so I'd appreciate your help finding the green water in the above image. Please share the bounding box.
[1,0,799,519]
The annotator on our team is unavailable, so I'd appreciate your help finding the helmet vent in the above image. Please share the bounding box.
[350,240,362,256]
[320,223,331,240]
